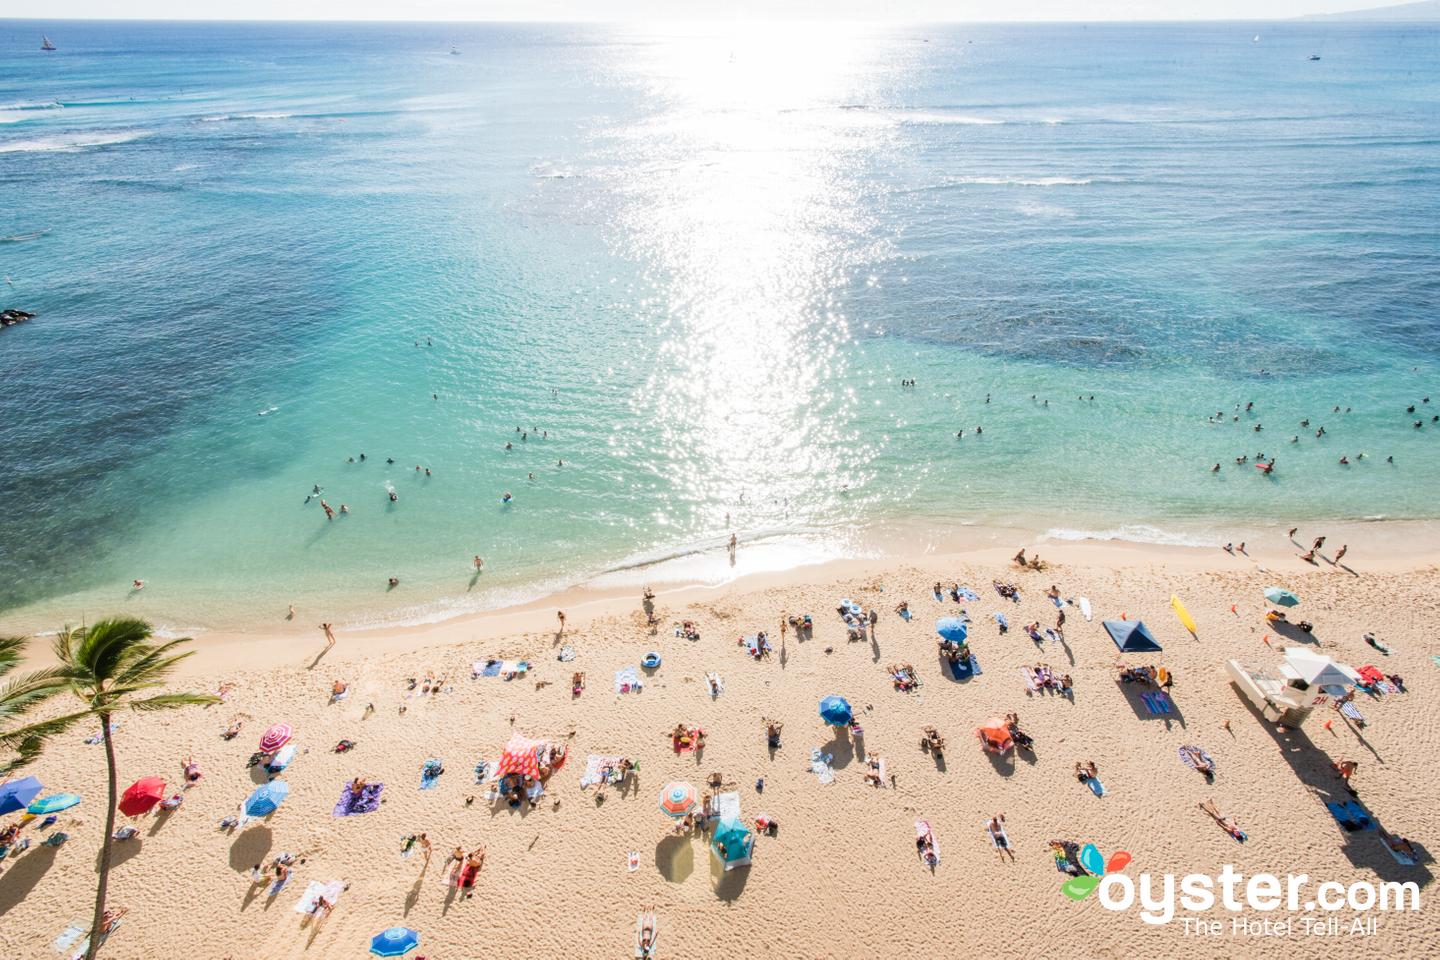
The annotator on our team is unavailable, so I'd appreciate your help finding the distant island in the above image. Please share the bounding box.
[1301,0,1440,20]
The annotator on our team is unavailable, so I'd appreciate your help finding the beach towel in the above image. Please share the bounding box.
[1178,745,1213,775]
[915,820,940,867]
[614,667,643,694]
[420,759,444,790]
[809,748,835,785]
[333,782,384,817]
[742,635,761,657]
[526,780,546,802]
[1325,800,1375,832]
[1380,835,1418,866]
[627,850,640,872]
[1020,668,1040,693]
[705,672,724,698]
[1338,701,1366,726]
[580,754,624,788]
[672,728,703,753]
[899,608,912,621]
[474,659,528,679]
[475,660,501,678]
[84,720,121,744]
[634,913,659,959]
[716,791,741,821]
[293,880,344,915]
[473,759,495,784]
[957,586,980,602]
[51,922,87,954]
[946,654,981,680]
[1141,692,1173,715]
[993,612,1009,631]
[988,821,1011,850]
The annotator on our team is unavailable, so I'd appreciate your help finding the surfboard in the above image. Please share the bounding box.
[1078,597,1092,622]
[1171,595,1198,635]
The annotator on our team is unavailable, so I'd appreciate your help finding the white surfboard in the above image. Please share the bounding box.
[1078,597,1092,622]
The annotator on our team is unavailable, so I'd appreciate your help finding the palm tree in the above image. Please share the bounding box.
[0,635,69,775]
[8,619,217,960]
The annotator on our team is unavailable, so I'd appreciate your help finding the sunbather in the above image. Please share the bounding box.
[637,906,658,958]
[1199,799,1247,842]
[988,813,1015,862]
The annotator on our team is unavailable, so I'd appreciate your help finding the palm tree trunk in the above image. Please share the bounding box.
[86,713,117,960]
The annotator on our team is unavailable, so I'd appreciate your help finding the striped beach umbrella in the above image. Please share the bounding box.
[259,723,293,754]
[243,780,290,817]
[658,781,697,818]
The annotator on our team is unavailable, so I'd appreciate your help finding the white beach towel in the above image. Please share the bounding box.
[580,754,625,788]
[716,791,741,821]
[292,880,345,915]
[809,749,835,785]
[615,667,643,694]
[705,672,724,697]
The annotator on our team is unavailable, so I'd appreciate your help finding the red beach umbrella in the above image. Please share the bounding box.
[119,776,166,817]
[259,723,293,754]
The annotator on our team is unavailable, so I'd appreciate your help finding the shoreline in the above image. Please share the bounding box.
[14,515,1438,677]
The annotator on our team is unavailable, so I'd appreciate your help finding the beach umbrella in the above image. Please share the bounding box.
[118,777,166,817]
[658,781,697,818]
[1264,587,1300,607]
[496,733,543,780]
[976,719,1014,753]
[710,816,754,868]
[27,792,81,815]
[818,695,853,726]
[0,776,43,815]
[243,780,290,817]
[369,927,420,957]
[936,617,969,644]
[259,722,293,754]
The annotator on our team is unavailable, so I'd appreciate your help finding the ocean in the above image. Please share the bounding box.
[1,19,1437,632]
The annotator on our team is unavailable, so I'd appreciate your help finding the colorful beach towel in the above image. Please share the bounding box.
[614,667,643,694]
[420,759,444,790]
[1142,692,1174,715]
[333,782,384,816]
[580,754,625,788]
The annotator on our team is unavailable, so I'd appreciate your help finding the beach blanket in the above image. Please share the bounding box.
[1142,692,1174,715]
[993,612,1009,631]
[1326,801,1375,832]
[580,754,625,789]
[293,880,344,915]
[1381,835,1418,866]
[809,748,835,785]
[333,782,384,817]
[474,659,528,679]
[1020,668,1040,693]
[899,607,912,621]
[915,820,940,867]
[557,645,577,662]
[946,654,981,681]
[956,586,979,602]
[672,728,704,753]
[420,759,444,790]
[51,922,87,954]
[705,672,724,697]
[715,791,741,821]
[614,667,643,694]
[1178,745,1213,774]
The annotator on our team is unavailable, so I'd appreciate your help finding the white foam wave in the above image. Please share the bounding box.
[0,130,151,154]
[199,112,293,123]
[949,176,1095,187]
[1040,524,1217,548]
[895,111,1004,125]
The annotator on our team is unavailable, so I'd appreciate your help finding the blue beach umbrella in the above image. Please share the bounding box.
[1264,587,1300,607]
[27,792,81,815]
[818,695,853,726]
[936,618,969,644]
[243,780,290,817]
[0,776,43,815]
[710,816,754,867]
[370,927,420,957]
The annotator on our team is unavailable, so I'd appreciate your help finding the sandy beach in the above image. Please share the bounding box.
[2,534,1436,959]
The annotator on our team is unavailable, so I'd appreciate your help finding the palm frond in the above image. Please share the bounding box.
[0,636,30,678]
[124,692,220,712]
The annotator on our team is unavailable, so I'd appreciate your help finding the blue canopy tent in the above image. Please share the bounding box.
[0,776,43,815]
[710,816,754,870]
[1103,620,1162,653]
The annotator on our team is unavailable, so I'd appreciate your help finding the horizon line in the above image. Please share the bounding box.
[0,14,1417,25]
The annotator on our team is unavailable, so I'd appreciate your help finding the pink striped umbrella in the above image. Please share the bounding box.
[259,723,293,754]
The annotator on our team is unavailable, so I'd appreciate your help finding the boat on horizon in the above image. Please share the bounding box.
[1309,54,1322,61]
[41,35,56,51]
[1253,34,1260,43]
[450,46,460,55]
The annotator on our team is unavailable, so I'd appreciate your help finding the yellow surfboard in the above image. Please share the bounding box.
[1171,594,1198,635]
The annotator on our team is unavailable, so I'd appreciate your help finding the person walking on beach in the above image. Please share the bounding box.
[556,610,566,634]
[473,555,484,572]
[1313,535,1326,551]
[1334,544,1348,563]
[321,622,336,652]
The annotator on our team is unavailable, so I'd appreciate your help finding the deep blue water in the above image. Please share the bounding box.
[1,20,1437,630]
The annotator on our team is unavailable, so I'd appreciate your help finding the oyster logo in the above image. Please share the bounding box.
[1062,843,1132,901]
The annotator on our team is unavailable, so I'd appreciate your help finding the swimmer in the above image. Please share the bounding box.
[389,491,398,502]
[388,577,399,588]
[340,504,349,514]
[132,579,145,591]
[502,492,512,503]
[473,555,484,571]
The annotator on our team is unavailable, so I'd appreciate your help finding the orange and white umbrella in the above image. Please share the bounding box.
[658,781,697,817]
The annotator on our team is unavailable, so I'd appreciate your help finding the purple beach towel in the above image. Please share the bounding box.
[333,782,384,816]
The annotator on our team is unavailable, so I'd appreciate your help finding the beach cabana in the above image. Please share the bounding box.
[976,719,1013,753]
[1103,620,1162,653]
[936,618,968,644]
[119,777,166,817]
[0,776,43,815]
[710,816,754,870]
[818,696,853,726]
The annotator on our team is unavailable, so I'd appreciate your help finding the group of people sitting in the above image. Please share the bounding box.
[1012,549,1046,570]
[1004,713,1034,751]
[1117,664,1173,688]
[920,726,945,757]
[1028,662,1073,693]
[1265,609,1313,632]
[671,723,706,751]
[675,620,700,641]
[938,636,972,666]
[993,580,1021,601]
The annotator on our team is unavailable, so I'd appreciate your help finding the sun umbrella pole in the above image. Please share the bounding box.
[87,710,117,960]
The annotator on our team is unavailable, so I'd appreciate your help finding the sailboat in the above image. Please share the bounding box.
[41,35,57,51]
[1252,34,1260,43]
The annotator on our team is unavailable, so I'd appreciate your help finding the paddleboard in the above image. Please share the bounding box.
[1078,597,1092,621]
[267,743,296,773]
[1171,594,1198,635]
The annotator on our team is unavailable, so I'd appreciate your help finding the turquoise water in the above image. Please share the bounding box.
[2,20,1438,631]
